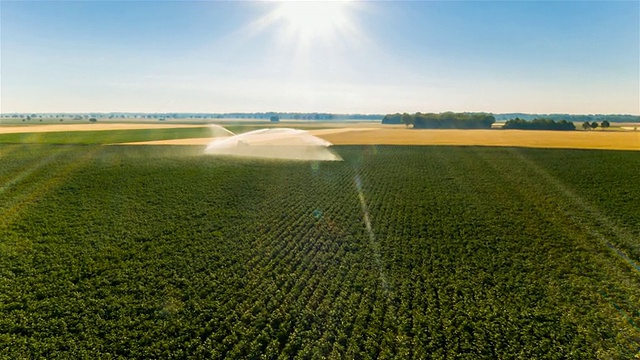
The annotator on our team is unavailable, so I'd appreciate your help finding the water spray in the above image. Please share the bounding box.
[204,127,341,161]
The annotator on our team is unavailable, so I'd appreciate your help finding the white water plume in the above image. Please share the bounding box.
[209,124,236,138]
[204,127,341,161]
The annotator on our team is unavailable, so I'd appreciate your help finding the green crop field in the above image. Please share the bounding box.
[0,127,213,145]
[1,144,639,358]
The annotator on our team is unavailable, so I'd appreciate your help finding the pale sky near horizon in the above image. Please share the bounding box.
[1,1,638,115]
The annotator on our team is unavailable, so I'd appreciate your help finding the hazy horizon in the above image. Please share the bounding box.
[2,111,640,117]
[2,1,639,115]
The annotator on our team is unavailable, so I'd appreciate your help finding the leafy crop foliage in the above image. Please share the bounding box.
[1,144,639,358]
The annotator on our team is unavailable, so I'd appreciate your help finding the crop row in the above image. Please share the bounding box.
[0,144,638,358]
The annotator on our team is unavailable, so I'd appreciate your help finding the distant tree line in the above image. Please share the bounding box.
[2,112,385,121]
[581,120,610,130]
[502,118,575,131]
[382,112,495,129]
[5,112,638,123]
[381,114,401,124]
[494,113,639,123]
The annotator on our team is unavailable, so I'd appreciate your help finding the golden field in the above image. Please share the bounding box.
[317,128,640,151]
[0,122,637,151]
[121,127,639,151]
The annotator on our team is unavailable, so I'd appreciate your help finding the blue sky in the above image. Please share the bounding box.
[1,1,638,114]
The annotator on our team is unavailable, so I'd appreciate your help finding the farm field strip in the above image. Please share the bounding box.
[320,128,640,150]
[0,124,637,151]
[0,123,206,134]
[0,127,214,145]
[0,144,639,358]
[109,128,376,145]
[100,128,640,151]
[116,138,214,146]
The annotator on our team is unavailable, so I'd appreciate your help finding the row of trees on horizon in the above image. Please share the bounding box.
[382,113,630,131]
[3,112,639,122]
[2,112,381,121]
[382,112,496,129]
[504,118,611,131]
[503,118,576,130]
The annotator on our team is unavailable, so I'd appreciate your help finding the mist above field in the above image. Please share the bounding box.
[209,124,236,138]
[205,128,341,161]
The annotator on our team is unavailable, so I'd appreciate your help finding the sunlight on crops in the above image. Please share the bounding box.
[2,144,640,357]
[354,174,389,294]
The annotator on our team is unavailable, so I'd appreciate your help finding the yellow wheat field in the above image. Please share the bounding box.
[119,128,639,151]
[318,128,640,151]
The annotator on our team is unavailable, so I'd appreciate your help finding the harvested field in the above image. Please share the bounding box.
[117,128,639,151]
[320,128,640,151]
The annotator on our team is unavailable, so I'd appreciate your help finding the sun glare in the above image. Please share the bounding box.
[274,1,352,41]
[240,0,367,81]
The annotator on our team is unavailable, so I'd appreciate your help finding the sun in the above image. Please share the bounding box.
[273,1,352,41]
[239,0,366,78]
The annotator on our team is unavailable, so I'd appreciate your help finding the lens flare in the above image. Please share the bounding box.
[354,174,389,293]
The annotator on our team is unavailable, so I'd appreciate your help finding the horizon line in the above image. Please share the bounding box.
[2,111,639,117]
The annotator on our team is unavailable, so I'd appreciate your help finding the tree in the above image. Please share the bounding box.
[401,113,414,128]
[590,121,598,130]
[498,117,574,130]
[381,113,401,124]
[411,112,495,129]
[582,121,591,130]
[601,120,610,130]
[89,118,97,122]
[270,115,279,122]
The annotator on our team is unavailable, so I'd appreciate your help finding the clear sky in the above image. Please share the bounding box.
[1,0,638,114]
